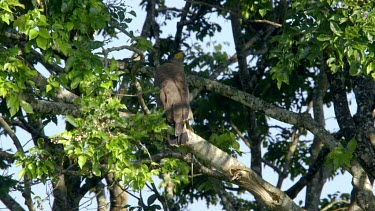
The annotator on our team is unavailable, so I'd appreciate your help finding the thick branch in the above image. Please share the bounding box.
[185,130,302,211]
[21,94,81,117]
[174,1,191,48]
[187,74,339,150]
[32,71,78,103]
[95,181,108,211]
[0,192,25,211]
[351,160,375,210]
[285,148,330,199]
[327,70,356,140]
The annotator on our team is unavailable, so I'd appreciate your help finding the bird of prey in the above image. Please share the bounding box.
[154,52,193,145]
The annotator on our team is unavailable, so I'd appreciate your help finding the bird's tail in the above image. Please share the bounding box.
[168,132,188,145]
[168,122,188,145]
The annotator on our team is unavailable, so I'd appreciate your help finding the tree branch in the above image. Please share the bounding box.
[21,94,81,117]
[31,71,79,103]
[187,74,340,150]
[185,130,302,210]
[174,1,191,48]
[211,178,236,211]
[0,117,35,211]
[285,147,330,199]
[0,117,24,153]
[0,151,15,163]
[321,200,349,211]
[0,192,25,211]
[327,70,356,140]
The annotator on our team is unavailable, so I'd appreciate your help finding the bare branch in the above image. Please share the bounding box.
[0,151,15,163]
[0,116,24,153]
[131,76,151,115]
[351,161,375,210]
[0,192,25,211]
[185,130,302,210]
[104,45,145,61]
[31,71,79,103]
[252,19,282,27]
[230,121,250,148]
[187,74,340,150]
[321,200,349,211]
[21,94,81,117]
[0,117,35,211]
[261,158,283,176]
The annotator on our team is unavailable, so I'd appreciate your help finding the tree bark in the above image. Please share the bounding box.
[95,181,109,211]
[106,173,128,211]
[185,130,302,211]
[305,70,330,210]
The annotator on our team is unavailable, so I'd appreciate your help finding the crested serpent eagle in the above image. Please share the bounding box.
[154,52,193,145]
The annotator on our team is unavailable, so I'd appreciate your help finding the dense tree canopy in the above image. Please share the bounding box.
[0,0,374,210]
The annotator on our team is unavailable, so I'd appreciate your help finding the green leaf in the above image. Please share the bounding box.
[29,29,39,40]
[292,1,301,9]
[129,10,137,17]
[7,95,20,116]
[347,139,357,153]
[65,57,75,70]
[38,28,50,39]
[46,84,53,93]
[66,22,74,31]
[349,61,360,76]
[18,168,26,180]
[92,165,101,176]
[316,34,331,41]
[259,9,267,17]
[78,155,87,169]
[366,62,375,74]
[100,80,112,89]
[70,76,82,89]
[36,36,48,50]
[1,13,12,25]
[65,115,78,127]
[330,22,342,36]
[20,100,34,114]
[147,194,158,205]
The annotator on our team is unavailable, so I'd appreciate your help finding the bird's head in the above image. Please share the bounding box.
[169,51,185,63]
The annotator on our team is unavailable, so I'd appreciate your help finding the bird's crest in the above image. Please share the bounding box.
[174,52,184,60]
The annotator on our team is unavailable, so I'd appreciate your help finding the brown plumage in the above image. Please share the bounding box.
[154,52,193,145]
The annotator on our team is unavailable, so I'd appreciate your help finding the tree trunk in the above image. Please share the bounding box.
[305,70,329,210]
[52,174,81,211]
[106,173,128,211]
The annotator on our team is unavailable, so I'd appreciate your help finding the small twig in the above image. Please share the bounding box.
[137,140,152,161]
[146,183,168,211]
[261,158,283,175]
[230,121,250,148]
[131,76,151,115]
[252,20,282,27]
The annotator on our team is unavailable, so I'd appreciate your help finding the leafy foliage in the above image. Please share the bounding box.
[1,0,374,210]
[326,138,357,171]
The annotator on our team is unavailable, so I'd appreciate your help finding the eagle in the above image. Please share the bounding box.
[154,52,193,145]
